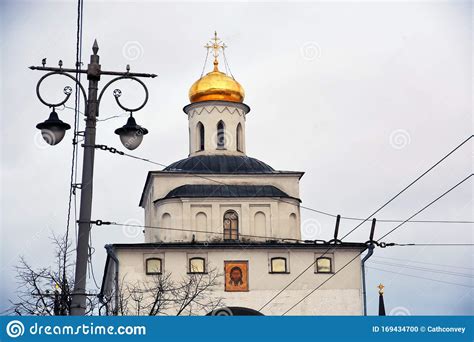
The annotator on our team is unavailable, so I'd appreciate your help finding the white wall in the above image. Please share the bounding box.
[186,101,249,156]
[142,173,303,243]
[147,197,301,243]
[111,246,364,316]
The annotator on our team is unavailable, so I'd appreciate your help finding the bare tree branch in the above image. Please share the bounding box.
[6,234,97,316]
[105,267,223,316]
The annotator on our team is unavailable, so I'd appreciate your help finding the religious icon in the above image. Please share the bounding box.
[225,261,248,292]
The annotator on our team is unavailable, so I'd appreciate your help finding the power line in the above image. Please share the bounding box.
[104,222,471,249]
[65,0,83,282]
[366,266,474,288]
[390,243,474,246]
[94,142,474,225]
[258,137,473,313]
[340,135,473,240]
[106,222,304,243]
[278,174,472,315]
[367,260,474,278]
[298,204,472,224]
[87,232,100,289]
[372,255,474,270]
[73,0,84,249]
[105,218,474,249]
[376,174,473,241]
[58,105,130,123]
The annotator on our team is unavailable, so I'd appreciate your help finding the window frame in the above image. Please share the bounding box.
[196,122,205,152]
[315,257,333,274]
[236,123,243,152]
[223,210,239,241]
[216,120,226,149]
[145,257,163,275]
[269,257,289,274]
[188,257,206,274]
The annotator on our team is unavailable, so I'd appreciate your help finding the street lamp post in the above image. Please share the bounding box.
[30,39,156,316]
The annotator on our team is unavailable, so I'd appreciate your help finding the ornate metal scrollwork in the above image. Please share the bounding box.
[35,71,88,109]
[97,76,149,114]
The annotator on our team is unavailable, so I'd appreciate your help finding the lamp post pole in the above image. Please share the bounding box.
[72,41,100,316]
[31,39,156,316]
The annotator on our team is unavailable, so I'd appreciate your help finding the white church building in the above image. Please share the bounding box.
[100,34,368,316]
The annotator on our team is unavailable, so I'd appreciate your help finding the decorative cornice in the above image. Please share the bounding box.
[183,100,250,118]
[188,105,245,118]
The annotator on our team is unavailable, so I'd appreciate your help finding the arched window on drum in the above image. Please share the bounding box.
[223,210,239,240]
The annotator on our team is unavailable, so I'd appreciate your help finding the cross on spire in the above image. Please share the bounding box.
[205,31,227,71]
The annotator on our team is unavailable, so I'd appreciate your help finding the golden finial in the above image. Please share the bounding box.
[205,31,227,72]
[378,283,385,295]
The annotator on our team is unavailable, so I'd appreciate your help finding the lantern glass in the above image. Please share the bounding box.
[41,127,67,146]
[119,130,144,150]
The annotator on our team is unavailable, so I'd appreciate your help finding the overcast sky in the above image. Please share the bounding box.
[1,1,472,315]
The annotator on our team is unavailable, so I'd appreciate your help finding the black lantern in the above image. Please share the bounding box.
[114,114,149,150]
[36,110,71,146]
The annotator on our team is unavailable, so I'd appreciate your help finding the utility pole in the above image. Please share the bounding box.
[31,40,156,315]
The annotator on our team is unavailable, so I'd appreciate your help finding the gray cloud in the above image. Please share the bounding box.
[1,1,472,314]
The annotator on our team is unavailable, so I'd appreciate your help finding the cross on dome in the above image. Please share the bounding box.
[205,31,227,71]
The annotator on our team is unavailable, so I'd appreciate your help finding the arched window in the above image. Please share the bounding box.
[254,211,266,235]
[162,213,171,227]
[195,212,207,240]
[316,257,332,273]
[270,257,288,273]
[289,213,297,231]
[217,120,225,149]
[196,122,205,151]
[195,212,207,230]
[146,258,162,275]
[189,257,206,274]
[236,123,243,152]
[223,210,239,240]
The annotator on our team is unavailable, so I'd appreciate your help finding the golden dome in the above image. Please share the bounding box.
[189,63,245,103]
[189,32,245,103]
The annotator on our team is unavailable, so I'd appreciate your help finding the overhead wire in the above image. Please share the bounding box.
[366,260,474,278]
[366,266,474,288]
[376,174,473,241]
[107,221,304,243]
[340,135,473,240]
[94,141,474,225]
[371,255,474,270]
[65,0,83,279]
[257,137,472,313]
[278,174,472,315]
[390,243,474,247]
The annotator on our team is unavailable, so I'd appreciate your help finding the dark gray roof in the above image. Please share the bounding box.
[157,184,300,202]
[139,155,304,207]
[107,241,368,250]
[164,155,275,174]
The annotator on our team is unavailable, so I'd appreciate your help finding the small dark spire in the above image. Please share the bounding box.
[378,283,386,316]
[92,39,99,55]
